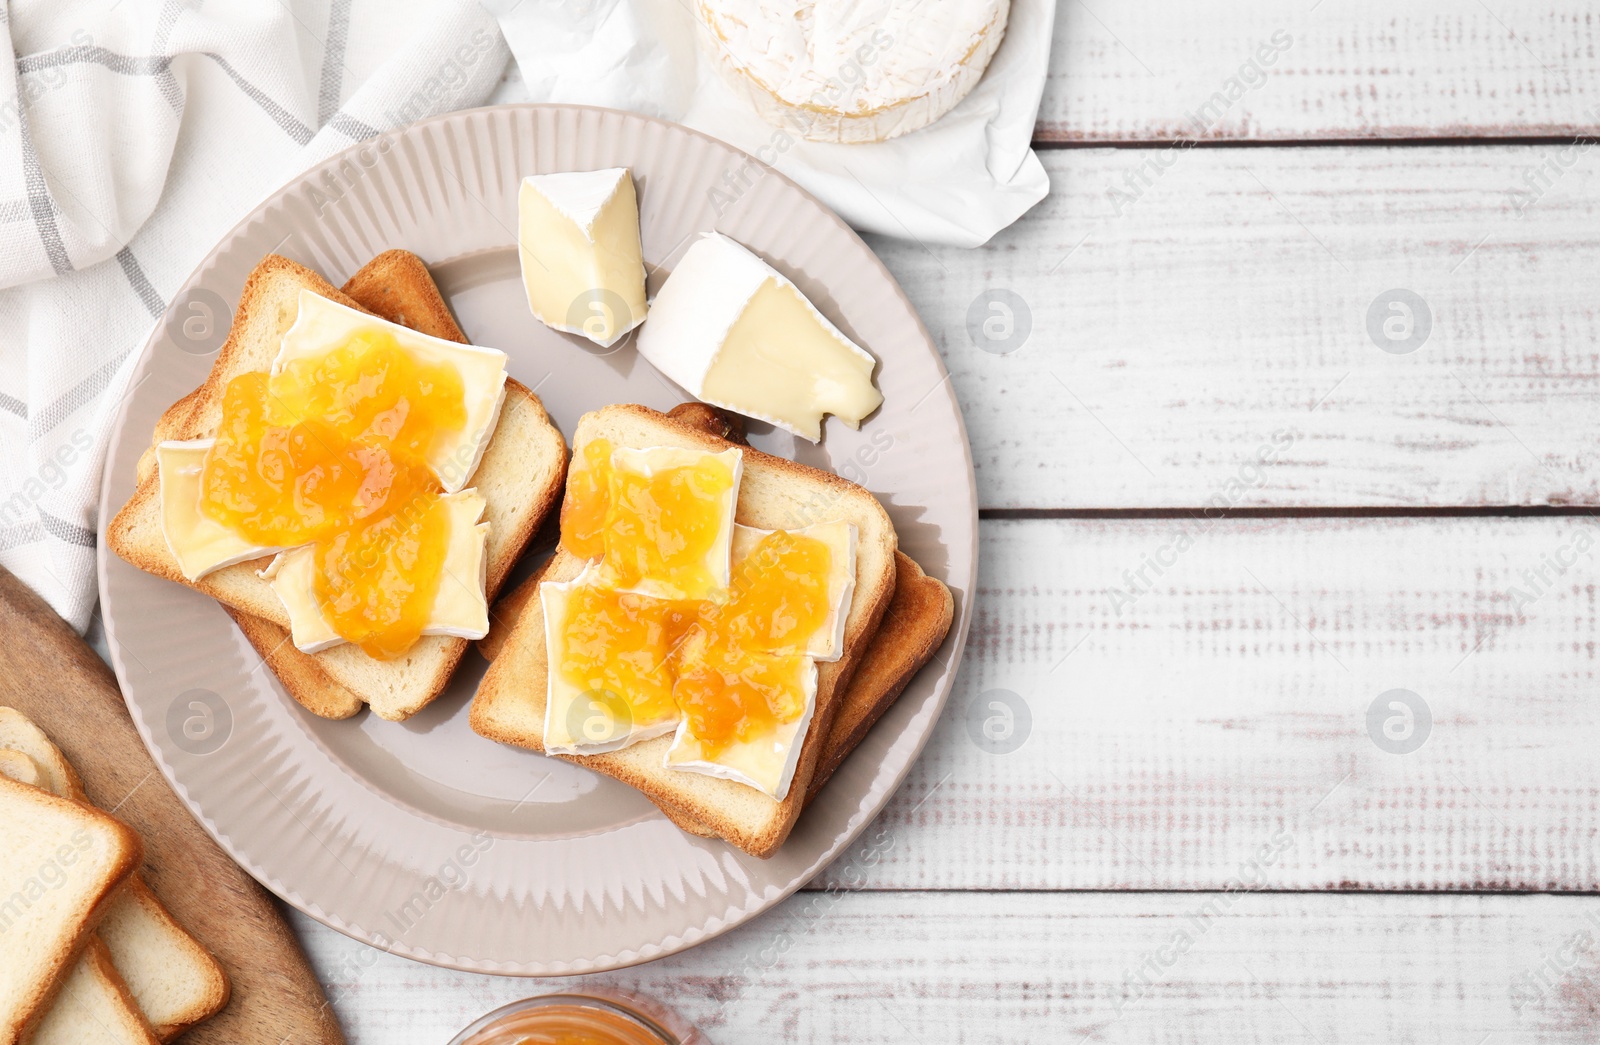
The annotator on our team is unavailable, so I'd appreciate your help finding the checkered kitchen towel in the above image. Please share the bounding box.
[0,0,509,632]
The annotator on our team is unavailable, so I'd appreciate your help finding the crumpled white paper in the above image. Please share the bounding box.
[486,0,1054,248]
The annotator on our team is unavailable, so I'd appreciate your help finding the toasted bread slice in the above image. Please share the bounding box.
[27,939,158,1045]
[805,550,951,798]
[480,545,950,808]
[478,405,954,807]
[0,709,228,1041]
[0,774,142,1045]
[471,405,898,857]
[107,252,568,721]
[659,407,953,801]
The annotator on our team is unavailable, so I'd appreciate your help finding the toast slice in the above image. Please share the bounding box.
[107,252,569,721]
[27,939,158,1045]
[635,406,953,802]
[804,550,952,798]
[479,544,952,807]
[471,405,898,857]
[0,774,142,1045]
[0,708,228,1041]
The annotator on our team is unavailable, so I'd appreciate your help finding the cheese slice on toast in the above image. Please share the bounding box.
[108,251,568,721]
[470,404,899,858]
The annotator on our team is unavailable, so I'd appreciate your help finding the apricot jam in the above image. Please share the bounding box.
[560,439,738,601]
[198,332,468,658]
[671,630,809,758]
[555,493,834,751]
[556,585,697,728]
[559,437,612,561]
[705,531,832,655]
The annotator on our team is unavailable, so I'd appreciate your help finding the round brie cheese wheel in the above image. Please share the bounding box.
[696,0,1011,143]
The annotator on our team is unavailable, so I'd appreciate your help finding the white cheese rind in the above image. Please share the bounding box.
[156,439,288,581]
[275,290,509,493]
[530,168,629,232]
[663,659,818,800]
[636,233,880,441]
[261,490,492,654]
[696,0,1011,143]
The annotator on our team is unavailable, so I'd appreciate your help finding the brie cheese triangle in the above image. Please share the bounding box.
[636,233,882,441]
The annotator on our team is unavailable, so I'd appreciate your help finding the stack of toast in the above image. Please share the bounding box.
[108,252,568,721]
[0,709,227,1045]
[107,250,954,859]
[474,403,955,854]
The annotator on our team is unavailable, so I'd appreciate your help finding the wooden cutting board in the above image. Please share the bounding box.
[0,566,344,1045]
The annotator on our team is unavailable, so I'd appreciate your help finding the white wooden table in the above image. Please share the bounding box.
[294,5,1600,1040]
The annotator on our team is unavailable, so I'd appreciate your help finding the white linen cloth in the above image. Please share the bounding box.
[0,0,509,631]
[0,0,1048,633]
[486,0,1054,250]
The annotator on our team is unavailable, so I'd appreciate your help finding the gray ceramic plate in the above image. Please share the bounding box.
[97,104,975,974]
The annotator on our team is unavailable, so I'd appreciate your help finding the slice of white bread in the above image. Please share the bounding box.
[107,252,569,721]
[0,751,42,787]
[0,758,157,1043]
[480,539,953,807]
[471,404,899,857]
[27,939,157,1045]
[0,708,228,1040]
[0,774,142,1045]
[0,755,160,1045]
[477,404,954,809]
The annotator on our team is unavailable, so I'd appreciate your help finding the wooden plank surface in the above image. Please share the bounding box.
[488,3,1600,143]
[1039,0,1600,142]
[872,144,1600,510]
[293,892,1600,1043]
[806,516,1600,891]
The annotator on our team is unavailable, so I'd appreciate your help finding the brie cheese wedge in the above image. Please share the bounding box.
[518,168,648,349]
[696,0,1010,143]
[636,233,882,441]
[276,290,509,492]
[156,439,289,581]
[261,490,491,654]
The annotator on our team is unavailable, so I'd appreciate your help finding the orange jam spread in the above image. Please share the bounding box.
[556,464,837,752]
[559,437,613,560]
[560,439,738,601]
[671,630,809,758]
[706,531,833,656]
[555,585,698,728]
[198,332,468,659]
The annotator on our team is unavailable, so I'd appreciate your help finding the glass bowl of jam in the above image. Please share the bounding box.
[447,992,706,1045]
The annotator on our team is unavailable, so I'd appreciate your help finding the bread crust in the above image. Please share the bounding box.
[0,708,230,1040]
[0,775,143,1045]
[477,407,954,814]
[805,551,952,799]
[107,251,568,722]
[470,404,900,857]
